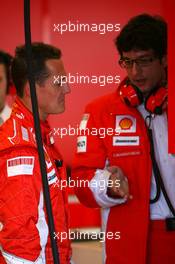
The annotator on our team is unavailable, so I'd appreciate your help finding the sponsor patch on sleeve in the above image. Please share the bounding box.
[7,156,35,177]
[47,168,58,185]
[77,136,87,153]
[79,114,90,130]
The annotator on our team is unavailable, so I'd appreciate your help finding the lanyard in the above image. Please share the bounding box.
[145,115,175,217]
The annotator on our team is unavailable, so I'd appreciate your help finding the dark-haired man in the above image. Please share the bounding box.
[0,43,71,263]
[73,14,174,264]
[0,50,12,125]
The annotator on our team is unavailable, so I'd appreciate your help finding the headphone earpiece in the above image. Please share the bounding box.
[145,86,167,115]
[119,78,143,107]
[118,78,167,115]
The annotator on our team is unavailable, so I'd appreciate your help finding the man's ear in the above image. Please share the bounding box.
[24,82,40,97]
[23,82,31,97]
[161,54,167,68]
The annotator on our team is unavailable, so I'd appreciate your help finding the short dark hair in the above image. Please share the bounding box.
[115,14,167,59]
[0,50,13,93]
[11,42,62,97]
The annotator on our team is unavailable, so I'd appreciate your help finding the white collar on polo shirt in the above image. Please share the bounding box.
[0,104,11,123]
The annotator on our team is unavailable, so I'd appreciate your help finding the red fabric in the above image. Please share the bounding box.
[0,98,71,263]
[0,252,6,263]
[164,0,175,153]
[147,220,175,264]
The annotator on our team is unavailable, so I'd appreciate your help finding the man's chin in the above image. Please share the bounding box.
[53,107,65,115]
[0,103,5,113]
[133,83,153,95]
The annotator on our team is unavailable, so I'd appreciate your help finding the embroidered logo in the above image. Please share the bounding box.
[77,136,87,153]
[116,115,136,133]
[113,136,139,146]
[7,156,35,177]
[79,114,90,130]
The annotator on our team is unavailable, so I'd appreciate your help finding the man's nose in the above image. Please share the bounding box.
[62,83,71,94]
[130,62,142,76]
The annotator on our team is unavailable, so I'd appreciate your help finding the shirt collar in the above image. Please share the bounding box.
[0,104,11,122]
[12,97,52,143]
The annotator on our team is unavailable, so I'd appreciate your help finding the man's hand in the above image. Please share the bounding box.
[106,166,133,200]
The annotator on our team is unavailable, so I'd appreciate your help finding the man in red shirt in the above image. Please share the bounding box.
[0,43,71,263]
[73,14,174,264]
[0,50,12,125]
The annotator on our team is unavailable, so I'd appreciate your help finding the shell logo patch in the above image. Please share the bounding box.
[116,115,136,133]
[119,118,133,130]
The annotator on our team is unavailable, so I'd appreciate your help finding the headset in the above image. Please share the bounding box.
[119,78,175,226]
[118,77,167,115]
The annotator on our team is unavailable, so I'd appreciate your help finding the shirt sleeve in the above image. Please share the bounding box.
[0,147,44,262]
[72,103,126,208]
[89,169,127,208]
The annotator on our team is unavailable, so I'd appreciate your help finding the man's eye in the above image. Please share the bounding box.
[61,77,66,82]
[125,60,132,65]
[54,81,61,86]
[138,57,152,64]
[139,58,148,63]
[56,83,61,86]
